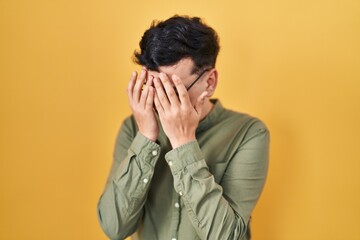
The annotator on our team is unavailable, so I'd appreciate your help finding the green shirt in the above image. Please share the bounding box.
[97,99,270,240]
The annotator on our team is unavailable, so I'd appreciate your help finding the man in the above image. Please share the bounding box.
[97,15,270,240]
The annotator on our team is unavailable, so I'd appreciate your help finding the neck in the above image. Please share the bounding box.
[199,98,214,121]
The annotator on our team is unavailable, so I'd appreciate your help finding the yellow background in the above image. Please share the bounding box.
[1,0,359,239]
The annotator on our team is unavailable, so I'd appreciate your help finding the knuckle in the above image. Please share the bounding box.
[180,92,187,99]
[159,95,166,102]
[133,84,140,91]
[173,109,180,115]
[146,102,153,107]
[167,91,175,98]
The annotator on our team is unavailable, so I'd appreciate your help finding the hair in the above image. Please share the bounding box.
[133,15,220,74]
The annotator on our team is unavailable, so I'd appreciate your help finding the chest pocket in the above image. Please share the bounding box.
[208,162,228,183]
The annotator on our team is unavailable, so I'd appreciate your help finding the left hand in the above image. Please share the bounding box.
[153,72,208,149]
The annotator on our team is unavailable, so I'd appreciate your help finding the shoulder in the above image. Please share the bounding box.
[116,114,138,140]
[214,103,270,150]
[219,105,269,134]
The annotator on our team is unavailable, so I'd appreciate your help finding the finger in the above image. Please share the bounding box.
[145,86,155,110]
[159,72,179,106]
[172,74,191,105]
[154,90,164,115]
[146,74,154,87]
[153,77,170,111]
[194,91,208,114]
[139,84,150,108]
[126,71,137,100]
[142,66,149,82]
[133,69,147,102]
[140,76,154,107]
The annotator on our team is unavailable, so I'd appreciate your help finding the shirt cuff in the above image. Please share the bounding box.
[164,140,205,174]
[129,131,161,167]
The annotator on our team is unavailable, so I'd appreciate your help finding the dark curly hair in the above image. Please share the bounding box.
[133,15,220,74]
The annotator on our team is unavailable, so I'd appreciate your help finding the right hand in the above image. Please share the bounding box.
[126,67,158,142]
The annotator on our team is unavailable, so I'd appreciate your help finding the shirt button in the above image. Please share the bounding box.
[143,178,148,184]
[179,191,183,196]
[152,150,158,156]
[168,160,173,166]
[174,202,180,208]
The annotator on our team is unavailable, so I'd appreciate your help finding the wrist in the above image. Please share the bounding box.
[170,136,196,149]
[139,130,158,142]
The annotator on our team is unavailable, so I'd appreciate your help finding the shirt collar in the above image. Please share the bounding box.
[196,98,224,134]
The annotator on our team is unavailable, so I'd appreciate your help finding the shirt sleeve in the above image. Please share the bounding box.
[97,118,161,240]
[164,119,270,240]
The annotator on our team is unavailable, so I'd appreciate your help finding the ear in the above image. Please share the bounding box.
[205,69,218,97]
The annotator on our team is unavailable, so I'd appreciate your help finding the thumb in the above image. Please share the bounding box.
[194,91,208,114]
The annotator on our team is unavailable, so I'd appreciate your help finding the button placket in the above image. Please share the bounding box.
[152,150,158,156]
[169,189,181,240]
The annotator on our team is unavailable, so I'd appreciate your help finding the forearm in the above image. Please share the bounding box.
[165,141,244,239]
[165,132,269,240]
[97,132,161,240]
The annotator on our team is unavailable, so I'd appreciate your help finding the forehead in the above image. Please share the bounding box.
[149,58,195,80]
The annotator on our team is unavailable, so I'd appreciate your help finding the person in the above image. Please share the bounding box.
[97,15,270,240]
